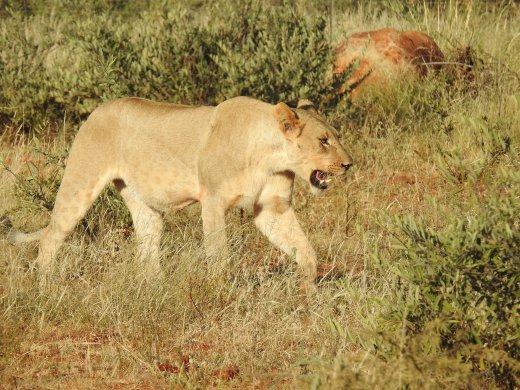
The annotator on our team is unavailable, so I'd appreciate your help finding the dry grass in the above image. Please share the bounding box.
[2,122,515,388]
[1,1,520,389]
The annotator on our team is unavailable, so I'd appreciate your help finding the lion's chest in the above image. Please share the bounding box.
[219,171,288,212]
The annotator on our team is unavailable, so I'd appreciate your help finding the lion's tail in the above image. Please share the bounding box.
[0,215,44,244]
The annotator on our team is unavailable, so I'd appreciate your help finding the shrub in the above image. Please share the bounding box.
[208,1,343,106]
[384,168,520,386]
[0,0,346,133]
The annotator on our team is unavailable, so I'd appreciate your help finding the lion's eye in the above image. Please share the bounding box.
[320,138,329,146]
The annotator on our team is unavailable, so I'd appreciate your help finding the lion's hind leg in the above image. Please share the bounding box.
[114,180,164,278]
[37,166,115,274]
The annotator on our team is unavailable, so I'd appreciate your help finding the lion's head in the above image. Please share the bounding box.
[274,100,353,195]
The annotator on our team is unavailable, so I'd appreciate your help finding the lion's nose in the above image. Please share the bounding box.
[342,162,353,171]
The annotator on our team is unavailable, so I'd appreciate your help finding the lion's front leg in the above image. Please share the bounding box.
[201,197,229,260]
[254,199,317,296]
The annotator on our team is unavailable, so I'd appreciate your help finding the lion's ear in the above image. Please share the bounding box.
[296,99,317,113]
[274,102,302,140]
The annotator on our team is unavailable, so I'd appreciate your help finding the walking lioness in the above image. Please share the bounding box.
[7,97,353,292]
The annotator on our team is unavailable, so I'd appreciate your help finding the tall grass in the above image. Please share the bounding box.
[1,0,519,388]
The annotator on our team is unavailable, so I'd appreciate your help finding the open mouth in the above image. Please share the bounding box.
[310,170,332,190]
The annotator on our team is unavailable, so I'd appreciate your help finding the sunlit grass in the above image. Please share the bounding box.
[1,1,519,388]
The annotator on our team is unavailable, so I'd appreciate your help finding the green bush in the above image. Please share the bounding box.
[0,0,346,133]
[384,169,520,386]
[208,1,340,105]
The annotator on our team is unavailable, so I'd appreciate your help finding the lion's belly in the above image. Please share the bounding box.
[121,162,201,211]
[145,185,200,211]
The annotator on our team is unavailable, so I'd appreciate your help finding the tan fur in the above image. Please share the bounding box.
[8,96,353,292]
[334,28,444,100]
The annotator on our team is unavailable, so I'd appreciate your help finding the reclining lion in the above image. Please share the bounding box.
[7,96,353,293]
